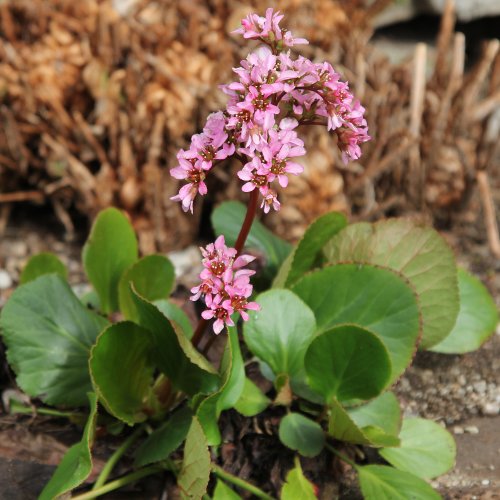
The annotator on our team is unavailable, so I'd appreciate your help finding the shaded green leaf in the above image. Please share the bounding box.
[89,322,155,425]
[379,418,456,479]
[0,275,108,406]
[213,480,242,500]
[211,201,291,281]
[431,268,499,353]
[348,392,401,437]
[83,207,138,313]
[39,393,98,500]
[131,288,219,396]
[243,289,316,392]
[305,324,391,402]
[281,461,316,500]
[119,255,175,320]
[178,417,211,500]
[234,378,270,417]
[197,329,245,445]
[328,399,400,447]
[135,406,193,467]
[293,264,420,383]
[154,299,194,339]
[20,252,67,284]
[325,220,459,348]
[279,413,325,457]
[357,465,441,500]
[280,211,347,288]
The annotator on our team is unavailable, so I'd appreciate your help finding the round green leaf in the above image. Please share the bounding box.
[39,393,98,500]
[328,399,399,447]
[178,417,211,500]
[324,220,459,348]
[379,418,456,479]
[293,264,420,383]
[20,252,67,284]
[348,392,401,437]
[431,268,499,353]
[234,378,270,417]
[135,406,193,467]
[154,299,194,339]
[0,275,108,406]
[281,461,317,500]
[279,413,325,457]
[357,465,441,500]
[305,325,391,402]
[243,289,316,389]
[275,211,347,288]
[89,322,155,425]
[83,207,138,313]
[118,255,175,320]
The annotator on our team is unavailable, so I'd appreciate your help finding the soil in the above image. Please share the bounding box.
[0,208,499,499]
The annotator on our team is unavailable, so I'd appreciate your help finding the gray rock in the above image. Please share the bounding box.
[0,270,13,290]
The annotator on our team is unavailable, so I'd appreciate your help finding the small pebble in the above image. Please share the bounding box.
[481,479,490,486]
[0,269,13,290]
[465,425,479,434]
[482,402,499,416]
[453,426,464,435]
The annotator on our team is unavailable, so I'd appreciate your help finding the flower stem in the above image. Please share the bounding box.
[72,465,164,500]
[234,189,259,255]
[192,189,259,348]
[212,465,276,500]
[325,443,357,468]
[92,425,146,490]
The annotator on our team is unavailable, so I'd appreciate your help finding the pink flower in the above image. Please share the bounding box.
[171,9,370,216]
[233,8,308,49]
[192,236,259,334]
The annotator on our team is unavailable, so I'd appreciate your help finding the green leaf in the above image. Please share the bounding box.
[197,329,245,445]
[431,268,499,353]
[213,480,242,500]
[357,465,441,500]
[324,220,459,348]
[20,252,67,284]
[280,211,347,288]
[83,207,138,313]
[131,288,219,396]
[135,406,193,467]
[39,393,98,500]
[234,378,270,417]
[278,413,325,457]
[0,275,108,406]
[305,324,391,402]
[328,399,400,447]
[293,264,420,383]
[281,461,316,500]
[211,201,291,281]
[89,322,155,425]
[348,392,401,437]
[178,417,211,500]
[118,255,175,320]
[154,299,194,339]
[243,289,316,392]
[379,418,456,479]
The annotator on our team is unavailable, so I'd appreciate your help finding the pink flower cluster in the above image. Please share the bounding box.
[191,235,260,334]
[170,8,370,214]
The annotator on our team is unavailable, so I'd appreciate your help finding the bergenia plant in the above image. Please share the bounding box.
[0,9,498,500]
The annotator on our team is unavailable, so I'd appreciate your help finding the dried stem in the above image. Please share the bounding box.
[476,170,500,259]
